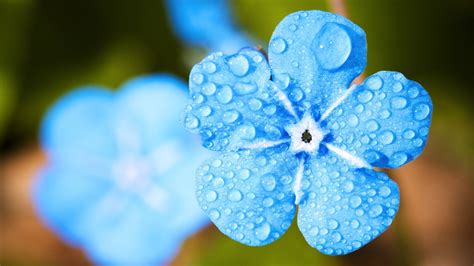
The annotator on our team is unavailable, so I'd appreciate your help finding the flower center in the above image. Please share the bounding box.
[286,113,324,154]
[301,129,312,143]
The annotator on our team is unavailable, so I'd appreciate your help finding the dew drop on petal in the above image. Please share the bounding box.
[390,96,408,109]
[203,62,217,73]
[192,73,204,85]
[205,190,218,202]
[357,89,374,103]
[261,174,277,192]
[223,109,240,124]
[202,82,217,95]
[254,222,271,241]
[313,23,352,70]
[216,85,233,104]
[228,54,250,77]
[350,195,362,208]
[185,113,199,129]
[209,209,221,220]
[379,130,395,144]
[413,103,431,121]
[369,204,383,218]
[270,37,287,54]
[366,75,383,90]
[228,190,243,202]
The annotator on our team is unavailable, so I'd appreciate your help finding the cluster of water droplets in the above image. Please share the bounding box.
[185,50,294,151]
[325,71,432,168]
[297,154,399,255]
[196,149,298,246]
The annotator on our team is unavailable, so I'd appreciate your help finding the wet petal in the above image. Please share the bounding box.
[185,49,295,151]
[269,10,367,116]
[298,153,399,255]
[196,147,298,246]
[325,71,432,168]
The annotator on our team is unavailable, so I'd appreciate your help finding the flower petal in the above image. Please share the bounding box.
[298,153,400,255]
[32,165,111,245]
[115,74,191,153]
[196,147,298,246]
[324,71,432,168]
[269,10,367,116]
[185,49,295,151]
[41,88,117,166]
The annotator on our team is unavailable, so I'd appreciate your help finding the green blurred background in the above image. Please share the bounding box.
[0,0,473,265]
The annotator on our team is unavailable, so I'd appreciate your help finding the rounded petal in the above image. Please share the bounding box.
[165,0,251,53]
[196,147,298,246]
[41,88,117,166]
[185,49,295,151]
[325,71,432,168]
[269,10,367,116]
[298,154,400,255]
[115,74,190,153]
[32,166,111,245]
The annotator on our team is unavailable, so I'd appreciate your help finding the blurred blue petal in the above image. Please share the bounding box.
[196,147,298,246]
[166,0,251,53]
[325,71,433,168]
[185,49,295,151]
[298,153,399,255]
[33,74,211,265]
[269,10,367,117]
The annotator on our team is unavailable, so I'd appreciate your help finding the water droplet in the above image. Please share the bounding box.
[332,232,342,242]
[280,175,292,185]
[413,103,430,121]
[289,24,298,31]
[351,219,360,229]
[239,169,250,180]
[262,197,274,207]
[314,23,352,70]
[379,186,391,197]
[192,73,204,85]
[253,54,263,63]
[248,98,262,111]
[199,105,212,117]
[261,174,277,191]
[379,110,391,119]
[347,114,359,127]
[365,120,380,132]
[212,159,222,167]
[254,222,271,241]
[392,81,403,93]
[223,109,240,124]
[234,82,257,95]
[390,96,408,109]
[309,227,319,236]
[379,130,395,144]
[413,138,423,147]
[229,54,250,77]
[391,152,408,167]
[228,190,243,202]
[263,105,277,115]
[369,204,383,218]
[202,82,217,95]
[366,75,383,90]
[237,124,256,140]
[274,73,290,90]
[350,195,362,208]
[205,190,218,202]
[328,219,339,229]
[209,209,220,220]
[403,129,415,139]
[357,89,374,103]
[216,85,233,104]
[270,37,287,54]
[185,113,199,129]
[203,62,217,73]
[213,177,224,187]
[407,86,420,98]
[290,88,304,102]
[343,180,354,192]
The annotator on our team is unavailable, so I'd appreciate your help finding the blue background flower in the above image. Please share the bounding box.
[184,10,432,255]
[166,0,251,53]
[33,74,212,265]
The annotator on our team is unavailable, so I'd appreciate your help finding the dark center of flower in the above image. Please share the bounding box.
[301,129,312,143]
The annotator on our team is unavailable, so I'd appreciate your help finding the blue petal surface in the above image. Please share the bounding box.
[297,153,399,255]
[165,0,251,53]
[325,71,432,168]
[269,10,367,116]
[185,49,295,151]
[41,88,117,168]
[196,147,298,246]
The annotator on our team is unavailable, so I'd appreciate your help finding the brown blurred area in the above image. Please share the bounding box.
[1,143,472,266]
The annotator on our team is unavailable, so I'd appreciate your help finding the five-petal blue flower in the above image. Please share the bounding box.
[33,75,211,265]
[183,10,432,255]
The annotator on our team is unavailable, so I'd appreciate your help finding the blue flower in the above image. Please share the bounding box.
[33,75,211,265]
[166,0,251,53]
[183,10,432,255]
